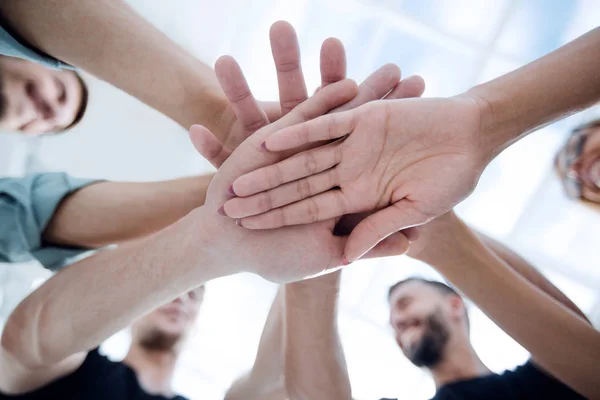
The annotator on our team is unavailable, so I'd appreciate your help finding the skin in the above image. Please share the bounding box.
[0,22,414,396]
[0,56,83,134]
[407,212,599,398]
[124,287,205,396]
[389,281,490,389]
[220,27,600,263]
[555,124,600,204]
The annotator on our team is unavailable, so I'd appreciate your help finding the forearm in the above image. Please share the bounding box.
[1,208,226,368]
[0,0,228,133]
[225,290,286,400]
[284,271,352,400]
[466,27,600,160]
[43,175,213,248]
[476,232,589,323]
[418,216,600,399]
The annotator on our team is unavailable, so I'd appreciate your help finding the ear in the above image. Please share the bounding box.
[448,294,467,325]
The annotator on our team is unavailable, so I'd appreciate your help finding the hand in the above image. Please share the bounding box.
[192,80,413,282]
[200,20,346,168]
[195,21,411,169]
[220,95,484,262]
[188,23,419,282]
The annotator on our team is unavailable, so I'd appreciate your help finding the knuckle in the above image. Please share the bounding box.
[334,192,346,215]
[267,165,284,188]
[280,96,306,111]
[303,151,319,175]
[306,198,320,223]
[296,177,312,199]
[258,192,274,213]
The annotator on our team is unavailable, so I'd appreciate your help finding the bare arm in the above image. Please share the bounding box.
[226,273,353,400]
[468,27,600,160]
[44,174,213,248]
[0,0,229,135]
[225,290,287,400]
[475,232,589,323]
[409,212,600,399]
[0,207,227,393]
[284,271,352,400]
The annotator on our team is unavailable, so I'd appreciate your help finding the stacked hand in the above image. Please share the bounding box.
[188,21,424,282]
[218,93,488,262]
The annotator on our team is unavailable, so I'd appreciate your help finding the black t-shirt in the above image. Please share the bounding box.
[380,362,585,400]
[0,349,188,400]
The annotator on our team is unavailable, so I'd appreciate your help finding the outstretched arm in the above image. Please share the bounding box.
[222,27,600,262]
[44,174,213,248]
[475,232,589,324]
[224,290,287,400]
[284,271,352,400]
[0,0,228,134]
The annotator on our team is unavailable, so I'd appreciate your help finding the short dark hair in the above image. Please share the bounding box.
[388,277,459,300]
[388,277,470,329]
[62,71,89,132]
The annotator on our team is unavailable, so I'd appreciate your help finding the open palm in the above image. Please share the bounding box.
[222,96,486,262]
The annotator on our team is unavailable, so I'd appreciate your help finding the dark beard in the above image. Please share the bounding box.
[406,309,449,368]
[137,329,181,352]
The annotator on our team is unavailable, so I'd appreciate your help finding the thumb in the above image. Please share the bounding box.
[189,125,231,168]
[360,230,409,259]
[343,201,425,263]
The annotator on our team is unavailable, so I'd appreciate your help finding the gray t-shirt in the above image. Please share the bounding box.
[0,23,71,69]
[0,173,98,270]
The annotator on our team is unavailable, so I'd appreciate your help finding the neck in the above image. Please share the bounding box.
[123,342,179,397]
[428,336,491,389]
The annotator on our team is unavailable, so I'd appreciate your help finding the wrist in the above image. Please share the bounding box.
[459,84,525,164]
[181,87,230,134]
[413,213,480,268]
[161,206,238,283]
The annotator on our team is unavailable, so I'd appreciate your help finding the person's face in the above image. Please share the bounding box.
[0,56,83,135]
[555,125,600,205]
[388,282,464,368]
[132,287,205,351]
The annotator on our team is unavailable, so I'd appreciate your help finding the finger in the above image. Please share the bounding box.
[215,56,269,133]
[282,79,358,128]
[344,200,428,263]
[402,227,420,242]
[360,230,410,259]
[320,37,346,88]
[232,143,341,197]
[225,167,339,218]
[270,21,308,116]
[265,107,356,151]
[189,125,231,168]
[385,75,426,100]
[238,189,349,229]
[333,63,401,112]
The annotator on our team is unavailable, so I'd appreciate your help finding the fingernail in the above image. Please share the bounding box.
[260,141,267,150]
[217,206,226,216]
[227,185,236,197]
[341,256,350,266]
[235,218,243,227]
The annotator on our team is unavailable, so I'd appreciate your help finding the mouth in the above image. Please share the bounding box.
[398,320,422,348]
[159,306,187,320]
